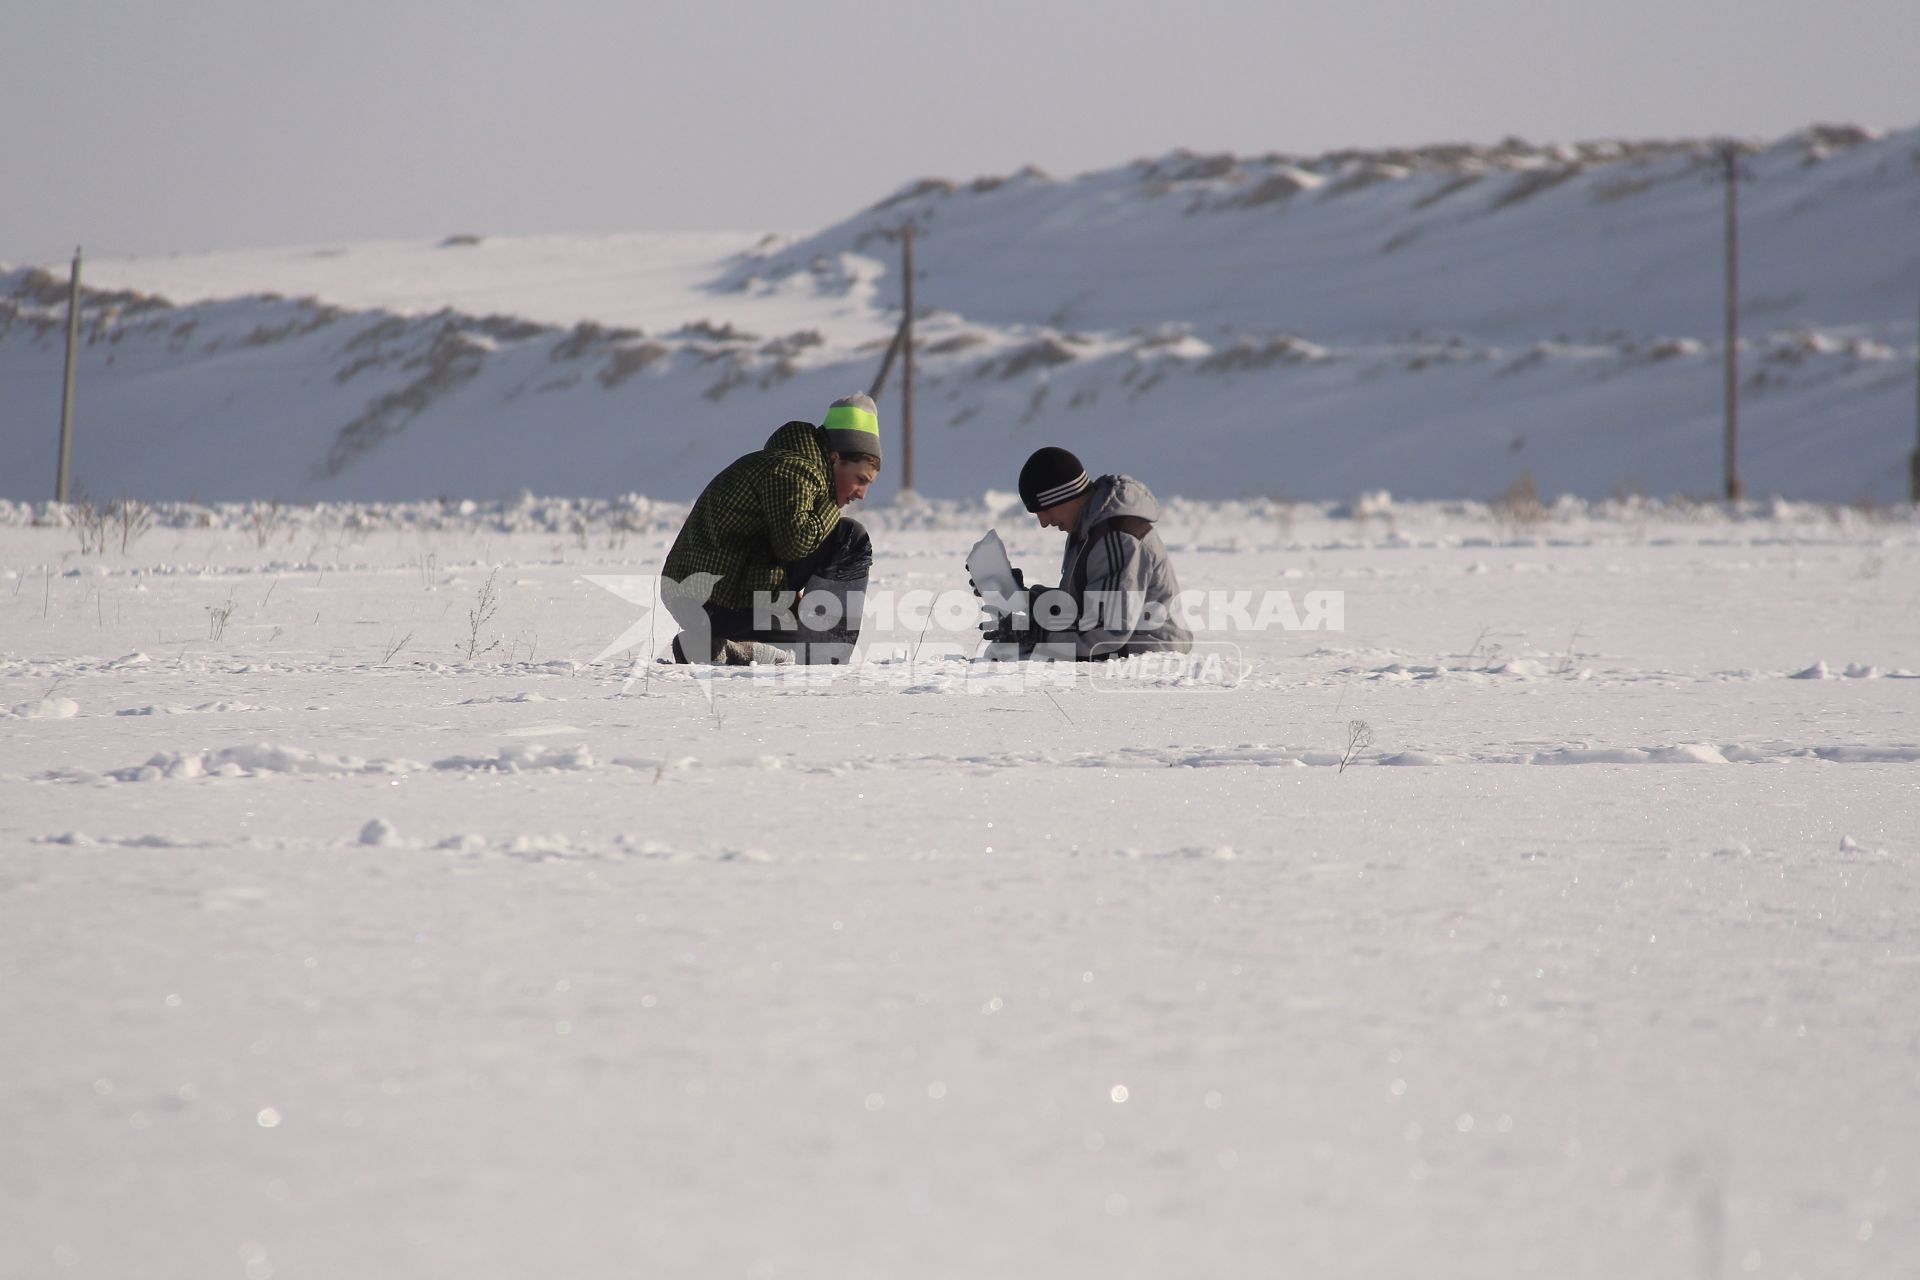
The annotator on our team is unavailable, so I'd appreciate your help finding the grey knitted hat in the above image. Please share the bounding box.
[822,393,882,462]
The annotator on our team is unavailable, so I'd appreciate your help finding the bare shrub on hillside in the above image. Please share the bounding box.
[1339,720,1374,774]
[1591,174,1661,203]
[1262,490,1296,543]
[677,319,758,343]
[598,342,671,389]
[246,502,285,550]
[1846,492,1906,528]
[1489,165,1582,212]
[979,338,1078,380]
[553,322,620,362]
[867,177,956,213]
[1490,470,1547,538]
[758,330,823,358]
[704,360,752,402]
[324,327,488,477]
[1209,171,1315,211]
[1412,173,1484,211]
[111,499,153,553]
[607,509,643,552]
[465,569,502,661]
[1200,335,1328,374]
[1323,162,1407,198]
[926,331,989,356]
[207,594,235,642]
[67,490,109,556]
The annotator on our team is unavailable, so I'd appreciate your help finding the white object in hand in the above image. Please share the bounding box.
[965,530,1023,619]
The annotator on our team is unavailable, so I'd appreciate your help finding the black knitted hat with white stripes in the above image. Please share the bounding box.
[1019,446,1092,513]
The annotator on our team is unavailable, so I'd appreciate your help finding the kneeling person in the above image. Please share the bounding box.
[661,394,880,665]
[986,447,1192,660]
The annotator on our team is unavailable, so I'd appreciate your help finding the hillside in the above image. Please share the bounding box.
[2,124,1916,504]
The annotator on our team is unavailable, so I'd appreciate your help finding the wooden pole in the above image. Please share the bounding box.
[57,246,82,503]
[901,224,916,493]
[1911,292,1920,503]
[866,322,905,401]
[1720,145,1743,504]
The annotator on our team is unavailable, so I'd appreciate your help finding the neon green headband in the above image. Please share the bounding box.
[822,404,880,440]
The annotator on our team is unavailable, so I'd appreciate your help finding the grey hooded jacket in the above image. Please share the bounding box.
[1035,474,1192,660]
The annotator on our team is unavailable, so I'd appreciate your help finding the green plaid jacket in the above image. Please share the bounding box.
[661,421,841,609]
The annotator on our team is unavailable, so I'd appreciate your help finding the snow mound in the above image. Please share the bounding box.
[611,755,701,779]
[431,743,596,772]
[1528,744,1728,765]
[107,742,421,782]
[7,697,78,720]
[1378,751,1452,766]
[359,818,404,847]
[116,702,261,716]
[1808,745,1920,764]
[35,832,199,848]
[1123,844,1238,861]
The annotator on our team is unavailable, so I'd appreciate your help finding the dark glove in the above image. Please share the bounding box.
[972,566,1029,645]
[980,611,1045,658]
[967,566,1027,597]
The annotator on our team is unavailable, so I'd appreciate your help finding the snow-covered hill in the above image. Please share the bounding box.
[3,124,1917,504]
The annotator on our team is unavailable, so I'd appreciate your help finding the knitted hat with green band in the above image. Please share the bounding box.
[821,393,882,463]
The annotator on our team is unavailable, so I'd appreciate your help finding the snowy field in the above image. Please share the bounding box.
[3,495,1918,1278]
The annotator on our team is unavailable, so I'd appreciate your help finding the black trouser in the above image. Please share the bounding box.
[668,519,871,665]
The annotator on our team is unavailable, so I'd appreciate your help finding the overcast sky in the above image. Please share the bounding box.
[4,0,1917,264]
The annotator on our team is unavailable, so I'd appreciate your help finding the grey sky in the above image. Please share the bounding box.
[4,0,1916,264]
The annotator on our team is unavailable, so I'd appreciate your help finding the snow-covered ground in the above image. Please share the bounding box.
[4,497,1917,1278]
[5,123,1917,505]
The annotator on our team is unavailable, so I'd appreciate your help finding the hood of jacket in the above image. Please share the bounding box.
[764,420,831,473]
[1074,474,1161,535]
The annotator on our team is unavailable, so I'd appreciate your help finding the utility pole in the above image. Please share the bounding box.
[901,224,916,494]
[1718,144,1744,504]
[866,325,905,401]
[1911,292,1919,504]
[865,224,920,492]
[56,246,82,503]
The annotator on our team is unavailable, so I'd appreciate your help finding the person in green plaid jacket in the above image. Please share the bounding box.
[661,394,882,665]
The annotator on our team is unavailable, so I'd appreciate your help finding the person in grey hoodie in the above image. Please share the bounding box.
[984,447,1193,660]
